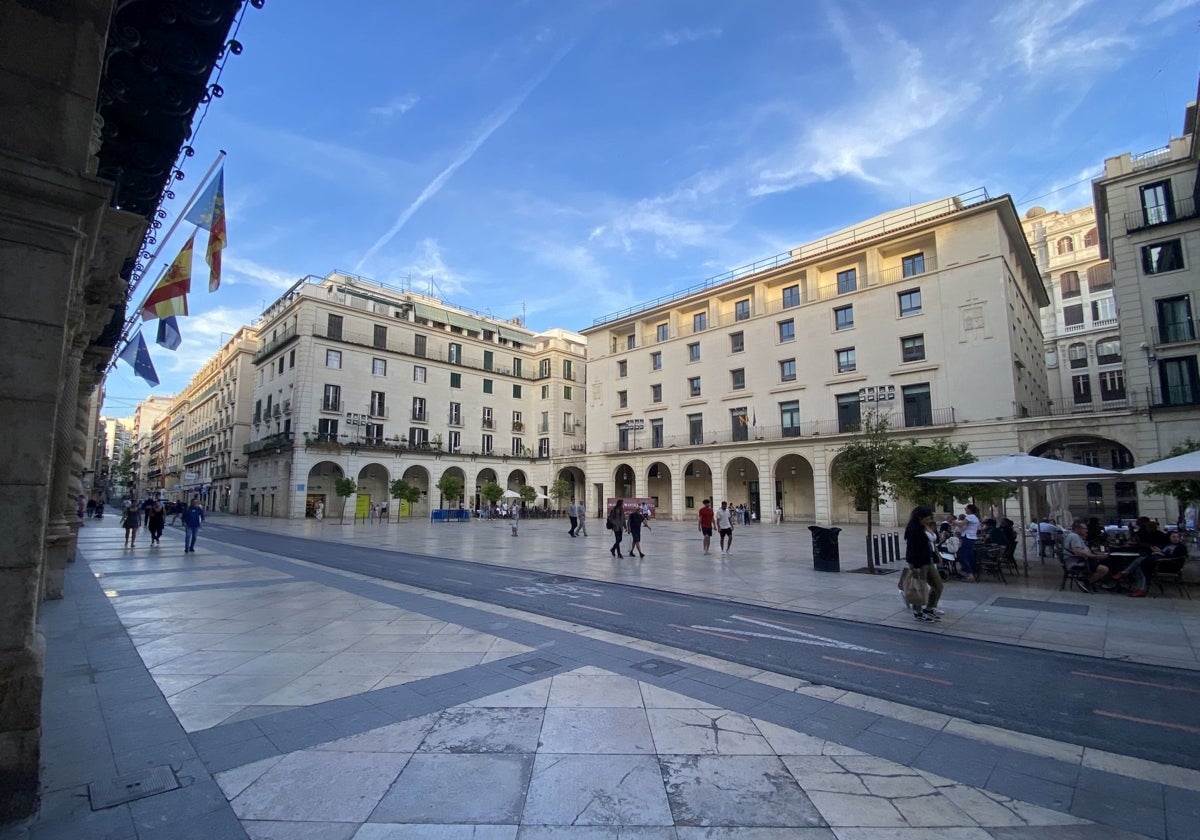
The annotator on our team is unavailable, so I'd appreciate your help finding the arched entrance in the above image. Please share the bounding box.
[724,456,760,520]
[646,462,672,518]
[1029,436,1137,523]
[557,466,586,506]
[475,468,498,511]
[613,463,636,500]
[773,455,815,522]
[356,463,391,521]
[436,466,467,510]
[402,465,430,517]
[682,459,713,517]
[505,469,527,491]
[305,461,344,518]
[828,453,867,524]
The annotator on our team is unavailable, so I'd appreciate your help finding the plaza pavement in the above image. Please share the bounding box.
[4,513,1198,840]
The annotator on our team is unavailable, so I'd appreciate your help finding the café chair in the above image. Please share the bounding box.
[1150,562,1192,600]
[1057,543,1093,594]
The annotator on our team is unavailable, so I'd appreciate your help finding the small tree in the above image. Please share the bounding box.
[436,474,464,509]
[480,481,504,510]
[390,478,422,517]
[519,484,537,507]
[1145,438,1200,512]
[835,410,899,573]
[549,478,571,511]
[334,477,357,523]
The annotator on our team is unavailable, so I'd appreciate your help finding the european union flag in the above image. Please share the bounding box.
[117,331,159,387]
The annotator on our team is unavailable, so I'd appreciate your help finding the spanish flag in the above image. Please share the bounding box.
[140,234,192,321]
[184,169,227,292]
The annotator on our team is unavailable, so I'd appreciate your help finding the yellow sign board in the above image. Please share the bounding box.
[355,494,372,520]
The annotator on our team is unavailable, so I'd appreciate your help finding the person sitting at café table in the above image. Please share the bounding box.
[1136,519,1170,553]
[989,517,1017,548]
[1086,516,1105,547]
[1114,530,1188,598]
[1063,521,1110,592]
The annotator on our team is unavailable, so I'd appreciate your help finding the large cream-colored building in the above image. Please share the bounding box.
[243,272,587,519]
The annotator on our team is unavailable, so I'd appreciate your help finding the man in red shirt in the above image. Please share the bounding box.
[697,499,716,555]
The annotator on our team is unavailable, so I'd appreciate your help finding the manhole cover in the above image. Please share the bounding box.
[631,659,683,677]
[508,657,561,675]
[89,766,179,810]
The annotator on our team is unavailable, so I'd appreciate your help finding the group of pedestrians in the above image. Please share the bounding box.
[605,499,648,558]
[120,497,205,552]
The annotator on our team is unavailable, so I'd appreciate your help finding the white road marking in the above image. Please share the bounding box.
[683,614,882,654]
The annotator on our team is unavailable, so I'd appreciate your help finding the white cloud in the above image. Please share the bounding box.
[223,255,299,292]
[661,27,723,47]
[1146,0,1200,23]
[369,94,420,121]
[373,238,471,299]
[156,305,262,375]
[993,1,1135,76]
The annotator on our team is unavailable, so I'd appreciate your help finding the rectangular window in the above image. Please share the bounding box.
[782,284,800,308]
[287,348,295,369]
[731,407,749,441]
[1096,340,1121,365]
[617,425,630,451]
[448,402,462,425]
[834,305,854,330]
[369,391,386,417]
[618,359,628,377]
[539,359,551,378]
[1087,263,1113,292]
[902,253,925,277]
[414,334,426,357]
[1059,271,1080,298]
[512,410,523,430]
[539,411,549,433]
[564,385,572,400]
[618,390,628,408]
[483,378,493,394]
[411,396,426,421]
[1160,357,1200,406]
[482,407,494,429]
[902,383,932,427]
[482,433,493,455]
[837,268,857,294]
[1143,240,1184,274]
[731,368,746,390]
[413,365,426,383]
[327,314,343,340]
[651,351,662,370]
[626,333,637,350]
[512,384,522,399]
[325,349,342,368]
[450,371,461,388]
[1072,374,1093,404]
[408,427,428,447]
[322,384,341,412]
[690,312,705,332]
[448,342,462,365]
[651,418,664,448]
[780,400,800,437]
[483,349,493,371]
[688,342,700,362]
[540,385,549,399]
[448,431,461,453]
[836,348,856,373]
[1068,343,1088,368]
[372,358,387,376]
[1141,180,1174,226]
[373,324,387,349]
[651,384,662,403]
[365,423,384,445]
[1091,297,1116,322]
[1156,296,1195,343]
[513,358,522,376]
[688,413,704,445]
[278,357,284,375]
[901,334,925,363]
[317,418,338,441]
[538,438,550,458]
[1099,370,1126,401]
[730,332,744,353]
[898,289,921,316]
[1063,304,1084,327]
[563,359,573,380]
[836,393,861,433]
[734,299,750,321]
[778,319,795,342]
[780,359,796,382]
[563,411,573,433]
[688,376,701,397]
[656,323,669,342]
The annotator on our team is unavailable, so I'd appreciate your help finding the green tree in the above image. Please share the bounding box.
[389,478,422,517]
[1144,438,1200,510]
[834,410,899,573]
[334,477,357,523]
[519,484,537,506]
[549,478,571,511]
[436,474,464,509]
[480,481,504,509]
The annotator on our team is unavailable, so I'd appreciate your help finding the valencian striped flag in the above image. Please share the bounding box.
[184,168,227,292]
[140,234,193,321]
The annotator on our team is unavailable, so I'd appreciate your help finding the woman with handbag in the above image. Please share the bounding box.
[904,505,943,622]
[607,499,626,558]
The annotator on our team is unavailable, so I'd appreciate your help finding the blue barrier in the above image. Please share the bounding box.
[431,509,471,522]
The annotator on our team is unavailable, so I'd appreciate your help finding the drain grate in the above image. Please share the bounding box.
[508,657,561,675]
[631,659,684,677]
[89,766,179,810]
[992,597,1089,616]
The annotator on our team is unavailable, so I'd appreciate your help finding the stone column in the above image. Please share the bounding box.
[41,336,86,602]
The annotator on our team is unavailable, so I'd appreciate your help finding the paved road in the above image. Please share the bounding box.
[207,522,1200,771]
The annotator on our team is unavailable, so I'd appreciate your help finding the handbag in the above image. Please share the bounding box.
[900,566,929,609]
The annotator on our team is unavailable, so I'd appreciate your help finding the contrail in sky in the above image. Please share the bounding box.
[355,42,574,273]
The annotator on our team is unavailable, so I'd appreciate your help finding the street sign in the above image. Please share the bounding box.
[622,419,645,430]
[858,385,896,403]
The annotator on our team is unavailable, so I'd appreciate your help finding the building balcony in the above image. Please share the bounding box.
[244,432,296,458]
[252,324,298,364]
[1123,195,1198,233]
[1151,320,1197,346]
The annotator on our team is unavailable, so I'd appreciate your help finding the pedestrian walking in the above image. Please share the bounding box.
[86,498,96,519]
[121,502,139,548]
[607,499,626,557]
[775,505,782,525]
[182,497,205,553]
[716,501,735,553]
[698,499,715,554]
[958,504,981,582]
[628,506,648,558]
[315,501,324,521]
[76,494,86,522]
[577,503,588,536]
[567,499,579,537]
[510,503,520,537]
[903,505,944,622]
[147,500,166,545]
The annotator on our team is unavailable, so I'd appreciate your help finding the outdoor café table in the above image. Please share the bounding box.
[1105,550,1143,592]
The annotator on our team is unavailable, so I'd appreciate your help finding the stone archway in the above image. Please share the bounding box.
[646,462,672,518]
[557,465,586,508]
[682,459,713,517]
[613,463,636,500]
[1029,436,1138,523]
[772,454,815,522]
[402,465,430,516]
[724,456,761,521]
[356,463,391,521]
[475,468,498,512]
[506,469,527,491]
[305,461,344,519]
[436,466,467,510]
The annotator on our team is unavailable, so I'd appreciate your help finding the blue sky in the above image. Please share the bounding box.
[103,0,1200,415]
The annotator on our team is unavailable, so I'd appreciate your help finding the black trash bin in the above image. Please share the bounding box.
[809,526,842,572]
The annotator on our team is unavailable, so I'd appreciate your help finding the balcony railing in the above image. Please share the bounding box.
[1124,195,1198,233]
[1017,395,1137,417]
[1151,320,1197,346]
[252,324,298,364]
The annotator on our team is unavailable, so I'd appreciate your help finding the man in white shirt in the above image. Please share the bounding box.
[1063,521,1109,592]
[715,501,735,553]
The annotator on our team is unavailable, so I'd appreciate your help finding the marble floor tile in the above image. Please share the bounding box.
[257,673,387,706]
[231,749,410,822]
[522,754,673,827]
[315,713,440,753]
[370,753,533,824]
[419,707,544,754]
[647,709,773,756]
[537,707,656,754]
[547,674,647,708]
[660,754,825,828]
